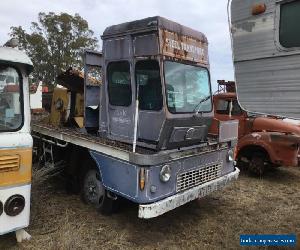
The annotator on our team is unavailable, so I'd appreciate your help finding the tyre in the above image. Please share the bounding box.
[81,168,115,215]
[236,155,249,171]
[248,152,266,176]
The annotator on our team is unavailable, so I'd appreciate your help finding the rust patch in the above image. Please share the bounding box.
[160,29,208,65]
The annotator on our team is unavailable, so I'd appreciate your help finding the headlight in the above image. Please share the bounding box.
[4,194,25,217]
[0,201,3,216]
[160,165,171,182]
[227,149,234,162]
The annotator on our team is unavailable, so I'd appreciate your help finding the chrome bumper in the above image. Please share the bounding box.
[138,167,240,219]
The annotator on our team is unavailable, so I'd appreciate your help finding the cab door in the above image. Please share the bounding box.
[106,61,135,141]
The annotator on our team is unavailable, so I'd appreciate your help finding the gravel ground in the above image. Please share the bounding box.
[1,167,300,250]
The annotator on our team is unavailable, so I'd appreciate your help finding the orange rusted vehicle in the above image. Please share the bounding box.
[209,80,300,175]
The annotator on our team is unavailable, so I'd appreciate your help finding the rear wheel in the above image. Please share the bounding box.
[81,169,115,215]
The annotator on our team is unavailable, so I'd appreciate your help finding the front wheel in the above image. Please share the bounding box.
[81,169,116,215]
[248,153,266,176]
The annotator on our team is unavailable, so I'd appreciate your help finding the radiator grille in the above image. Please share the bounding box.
[0,155,20,172]
[176,163,222,192]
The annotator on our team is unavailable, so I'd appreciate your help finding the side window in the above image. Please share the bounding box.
[135,60,163,111]
[107,61,131,106]
[279,0,300,48]
[216,99,229,115]
[231,100,243,116]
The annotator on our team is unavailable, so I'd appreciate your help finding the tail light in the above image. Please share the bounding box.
[252,3,266,15]
[4,194,25,217]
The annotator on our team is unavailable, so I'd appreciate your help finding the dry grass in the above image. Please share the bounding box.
[1,167,300,250]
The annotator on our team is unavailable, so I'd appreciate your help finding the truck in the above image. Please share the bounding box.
[210,80,300,175]
[0,39,33,241]
[32,16,239,219]
[229,0,300,119]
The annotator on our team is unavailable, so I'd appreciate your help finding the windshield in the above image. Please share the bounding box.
[0,66,23,131]
[164,61,212,113]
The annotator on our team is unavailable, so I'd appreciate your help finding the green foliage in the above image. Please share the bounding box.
[10,12,98,85]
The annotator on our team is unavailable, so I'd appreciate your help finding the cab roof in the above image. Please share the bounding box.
[0,46,33,74]
[102,16,208,43]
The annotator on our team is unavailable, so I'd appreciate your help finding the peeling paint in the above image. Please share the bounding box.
[251,133,261,139]
[138,168,239,219]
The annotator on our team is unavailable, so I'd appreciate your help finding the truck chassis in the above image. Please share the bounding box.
[32,122,239,218]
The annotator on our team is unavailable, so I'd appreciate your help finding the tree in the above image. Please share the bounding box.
[10,12,98,85]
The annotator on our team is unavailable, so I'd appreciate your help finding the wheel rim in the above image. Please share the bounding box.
[83,169,105,207]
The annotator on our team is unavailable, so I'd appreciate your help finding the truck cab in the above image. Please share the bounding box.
[210,81,300,175]
[85,16,215,150]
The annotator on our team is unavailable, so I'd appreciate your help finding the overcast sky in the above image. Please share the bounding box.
[0,0,234,90]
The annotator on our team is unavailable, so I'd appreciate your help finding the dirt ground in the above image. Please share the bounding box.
[1,166,300,250]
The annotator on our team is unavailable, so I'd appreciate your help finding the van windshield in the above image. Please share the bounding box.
[0,66,23,131]
[164,61,212,113]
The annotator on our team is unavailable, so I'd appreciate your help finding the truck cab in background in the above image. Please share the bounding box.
[0,42,33,241]
[210,81,300,175]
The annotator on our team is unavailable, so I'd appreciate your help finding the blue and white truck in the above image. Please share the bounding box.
[32,16,239,218]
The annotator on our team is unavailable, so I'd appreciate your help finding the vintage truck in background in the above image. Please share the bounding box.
[209,80,300,175]
[31,16,239,219]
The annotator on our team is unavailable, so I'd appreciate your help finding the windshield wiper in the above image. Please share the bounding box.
[193,95,211,115]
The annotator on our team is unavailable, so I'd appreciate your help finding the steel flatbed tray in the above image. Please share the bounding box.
[31,122,224,166]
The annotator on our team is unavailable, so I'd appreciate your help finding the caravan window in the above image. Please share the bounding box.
[279,0,300,48]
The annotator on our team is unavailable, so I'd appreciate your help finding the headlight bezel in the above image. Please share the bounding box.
[227,149,234,162]
[160,164,171,182]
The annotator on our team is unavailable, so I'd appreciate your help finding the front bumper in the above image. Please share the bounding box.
[138,167,240,219]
